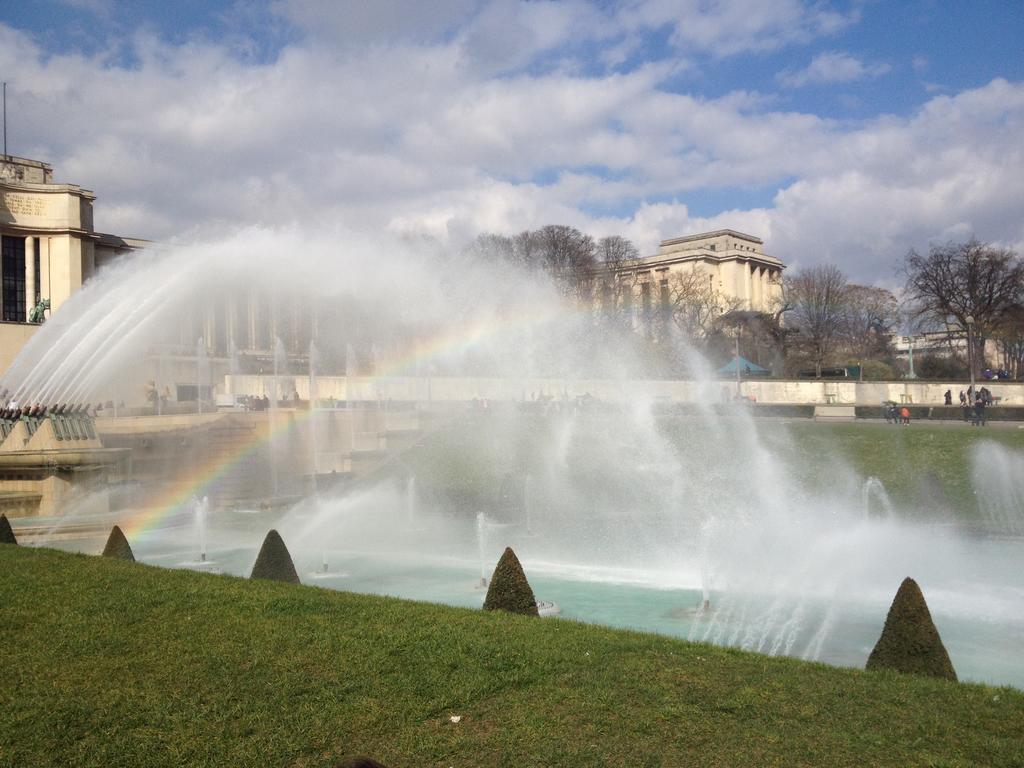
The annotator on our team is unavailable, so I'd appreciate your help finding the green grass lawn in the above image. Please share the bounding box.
[407,412,1024,522]
[2,546,1023,767]
[767,421,1024,517]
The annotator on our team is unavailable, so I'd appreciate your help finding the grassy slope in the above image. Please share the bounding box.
[2,547,1023,768]
[771,421,1023,516]
[408,414,1024,520]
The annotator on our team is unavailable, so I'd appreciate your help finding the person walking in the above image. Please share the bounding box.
[944,389,952,405]
[900,406,911,425]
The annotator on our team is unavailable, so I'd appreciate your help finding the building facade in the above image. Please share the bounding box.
[639,229,783,312]
[597,228,785,332]
[0,155,146,375]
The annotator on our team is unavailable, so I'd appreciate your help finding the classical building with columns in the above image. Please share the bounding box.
[597,229,785,331]
[0,155,146,375]
[640,229,782,311]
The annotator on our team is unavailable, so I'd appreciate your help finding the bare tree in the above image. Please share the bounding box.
[664,266,741,341]
[841,284,899,358]
[533,225,597,298]
[511,230,542,271]
[535,225,595,272]
[991,305,1024,378]
[464,233,514,264]
[786,264,848,376]
[903,239,1024,373]
[597,235,640,270]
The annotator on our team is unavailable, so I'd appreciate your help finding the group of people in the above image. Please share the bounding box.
[883,404,912,425]
[941,387,992,425]
[962,388,990,426]
[1,401,91,420]
[238,391,303,411]
[239,394,273,411]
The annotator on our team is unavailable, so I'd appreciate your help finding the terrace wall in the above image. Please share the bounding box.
[225,375,1024,407]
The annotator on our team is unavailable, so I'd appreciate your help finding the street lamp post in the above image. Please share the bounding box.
[735,328,741,395]
[965,315,975,397]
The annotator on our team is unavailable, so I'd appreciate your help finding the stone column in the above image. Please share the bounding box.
[24,236,36,321]
[226,294,236,353]
[248,288,258,351]
[38,237,50,308]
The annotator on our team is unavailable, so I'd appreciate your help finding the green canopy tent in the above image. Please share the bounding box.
[717,355,771,378]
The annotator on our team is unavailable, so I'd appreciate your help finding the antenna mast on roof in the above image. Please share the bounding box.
[3,82,6,158]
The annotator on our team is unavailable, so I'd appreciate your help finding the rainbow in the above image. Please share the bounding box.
[122,297,579,536]
[121,407,317,539]
[366,297,579,379]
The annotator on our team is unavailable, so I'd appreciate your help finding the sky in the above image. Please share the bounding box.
[1,0,1022,285]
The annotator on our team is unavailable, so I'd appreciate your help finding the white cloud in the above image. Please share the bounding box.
[271,0,480,47]
[0,11,1020,287]
[777,51,890,88]
[619,0,858,57]
[457,0,613,73]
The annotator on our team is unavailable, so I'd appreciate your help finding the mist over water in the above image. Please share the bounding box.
[4,227,1023,688]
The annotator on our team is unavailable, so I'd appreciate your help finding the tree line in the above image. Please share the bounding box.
[465,226,1024,380]
[783,239,1024,379]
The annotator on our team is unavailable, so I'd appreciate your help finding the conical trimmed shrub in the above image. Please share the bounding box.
[250,529,300,584]
[483,547,538,616]
[335,758,389,768]
[0,514,17,545]
[101,525,134,561]
[866,577,957,681]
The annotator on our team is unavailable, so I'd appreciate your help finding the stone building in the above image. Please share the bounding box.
[597,229,785,329]
[650,229,784,312]
[0,155,146,375]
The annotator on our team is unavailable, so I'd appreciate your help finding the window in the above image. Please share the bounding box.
[1,236,26,322]
[32,240,40,307]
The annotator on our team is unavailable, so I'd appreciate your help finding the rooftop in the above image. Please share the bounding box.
[659,229,763,248]
[0,155,54,185]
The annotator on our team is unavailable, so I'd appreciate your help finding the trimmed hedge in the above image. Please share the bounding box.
[101,525,135,561]
[0,514,16,545]
[750,404,816,418]
[250,529,300,584]
[855,405,1024,421]
[866,577,957,681]
[855,405,932,421]
[483,547,539,617]
[927,405,1024,421]
[655,404,817,419]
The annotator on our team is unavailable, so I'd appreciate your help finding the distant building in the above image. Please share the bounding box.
[891,330,996,373]
[598,229,785,327]
[648,230,785,313]
[0,155,146,375]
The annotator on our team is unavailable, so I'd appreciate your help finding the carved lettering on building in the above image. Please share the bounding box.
[0,192,46,217]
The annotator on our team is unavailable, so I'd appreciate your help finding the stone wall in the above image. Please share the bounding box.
[225,374,1024,407]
